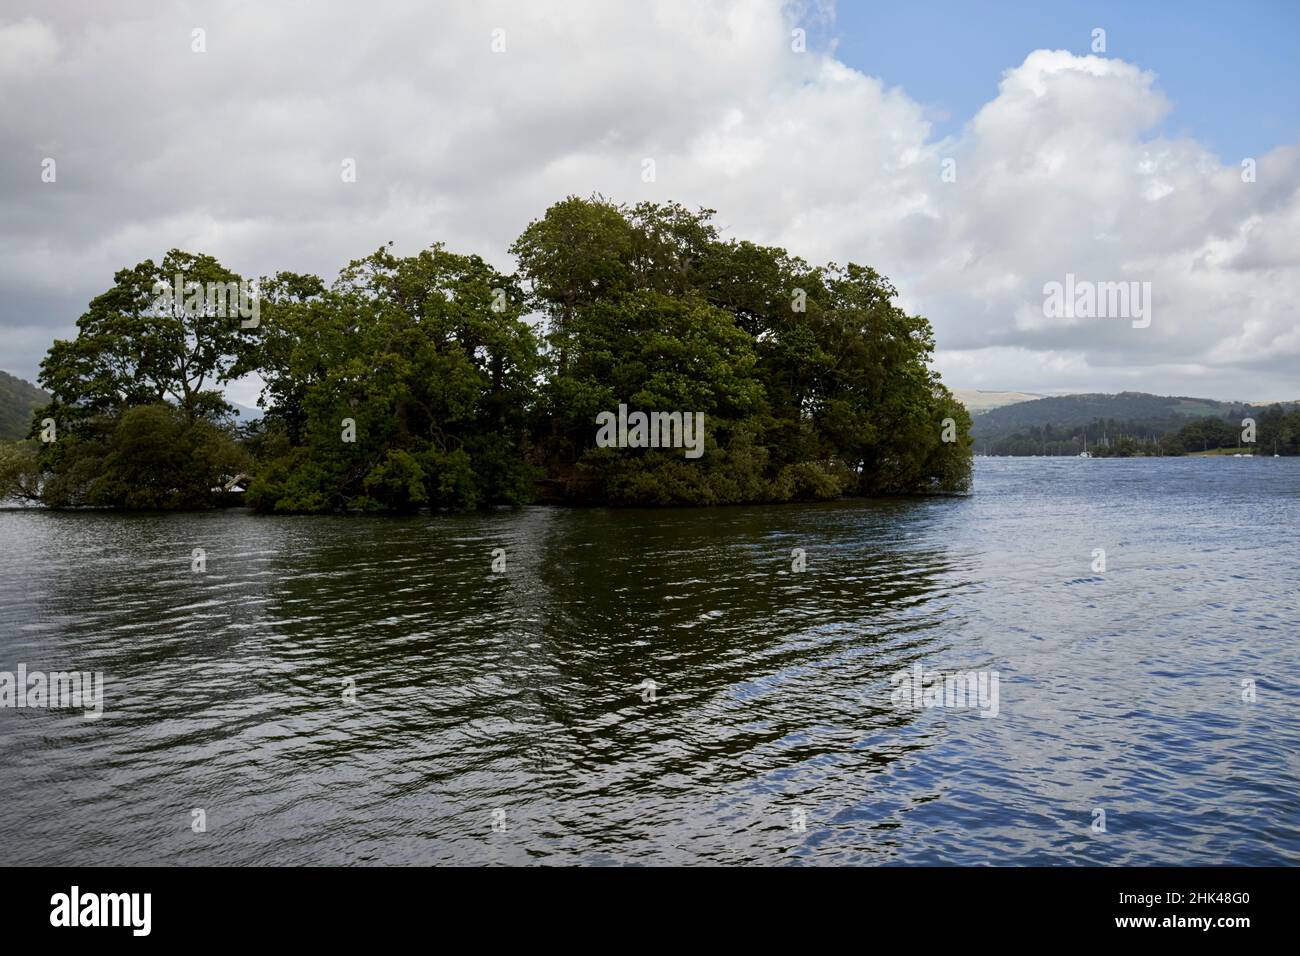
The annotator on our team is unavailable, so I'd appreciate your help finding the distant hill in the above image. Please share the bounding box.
[968,390,1300,456]
[953,389,1043,414]
[970,391,1244,438]
[0,371,48,440]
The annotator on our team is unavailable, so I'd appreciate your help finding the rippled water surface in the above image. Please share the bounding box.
[1,458,1297,865]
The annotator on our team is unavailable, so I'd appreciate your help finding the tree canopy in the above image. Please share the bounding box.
[12,197,971,510]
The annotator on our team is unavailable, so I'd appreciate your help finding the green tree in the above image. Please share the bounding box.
[30,199,974,512]
[246,245,541,513]
[0,441,42,502]
[515,197,971,503]
[32,250,255,508]
[38,250,253,429]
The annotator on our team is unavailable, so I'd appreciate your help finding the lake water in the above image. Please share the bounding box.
[1,457,1296,865]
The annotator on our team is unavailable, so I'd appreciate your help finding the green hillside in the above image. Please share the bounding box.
[969,391,1300,456]
[0,370,49,440]
[970,392,1242,436]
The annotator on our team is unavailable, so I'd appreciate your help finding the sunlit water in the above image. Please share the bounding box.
[1,457,1296,865]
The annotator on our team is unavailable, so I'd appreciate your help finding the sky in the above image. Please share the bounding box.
[1,0,1297,404]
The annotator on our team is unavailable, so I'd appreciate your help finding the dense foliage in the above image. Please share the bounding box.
[8,197,971,510]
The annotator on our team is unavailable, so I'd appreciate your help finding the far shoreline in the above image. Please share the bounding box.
[5,454,1296,516]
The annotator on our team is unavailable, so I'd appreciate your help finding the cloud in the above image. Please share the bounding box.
[0,17,59,78]
[0,1,1296,401]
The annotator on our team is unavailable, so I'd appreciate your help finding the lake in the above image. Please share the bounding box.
[1,457,1296,865]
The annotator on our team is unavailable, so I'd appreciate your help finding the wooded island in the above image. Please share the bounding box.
[2,197,972,511]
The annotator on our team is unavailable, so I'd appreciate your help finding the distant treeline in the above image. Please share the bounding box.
[1,197,971,511]
[977,408,1300,457]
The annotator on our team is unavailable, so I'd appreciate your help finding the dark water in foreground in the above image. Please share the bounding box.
[1,458,1297,865]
